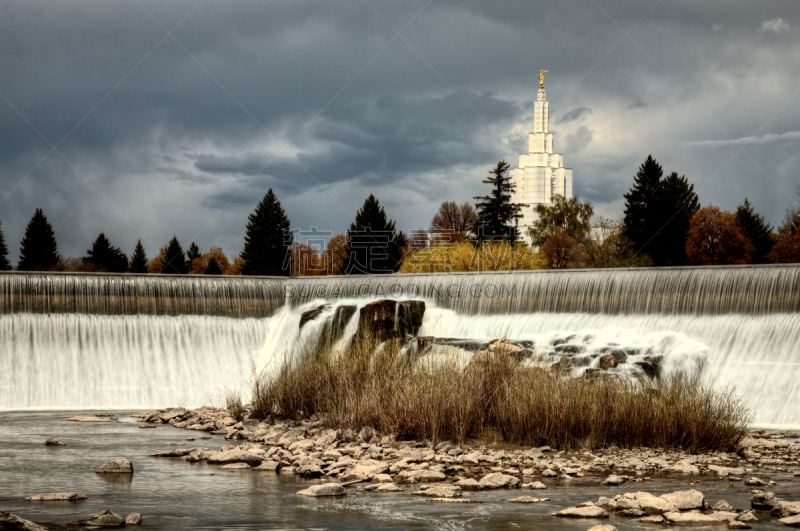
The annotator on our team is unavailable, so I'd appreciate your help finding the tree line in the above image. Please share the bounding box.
[0,154,796,275]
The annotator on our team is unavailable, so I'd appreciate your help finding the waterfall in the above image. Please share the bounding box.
[1,265,799,426]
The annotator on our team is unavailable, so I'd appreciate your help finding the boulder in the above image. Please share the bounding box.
[299,305,329,330]
[454,478,482,491]
[296,484,346,497]
[635,493,678,515]
[744,477,765,486]
[713,500,734,512]
[77,509,125,528]
[45,437,65,446]
[508,496,549,503]
[728,522,751,530]
[587,526,617,531]
[68,415,117,422]
[0,511,50,531]
[412,485,461,498]
[773,501,800,518]
[601,474,625,486]
[779,515,800,527]
[221,463,251,470]
[207,449,264,466]
[661,490,704,511]
[524,481,547,490]
[664,461,700,474]
[709,465,746,476]
[357,300,425,343]
[375,483,404,492]
[552,506,609,518]
[396,469,445,484]
[253,460,282,472]
[96,459,133,474]
[751,491,781,510]
[479,473,520,489]
[24,492,87,501]
[618,509,646,517]
[124,513,142,526]
[541,469,558,477]
[297,465,324,477]
[598,354,618,370]
[330,305,357,342]
[640,515,664,524]
[737,513,758,523]
[662,511,724,525]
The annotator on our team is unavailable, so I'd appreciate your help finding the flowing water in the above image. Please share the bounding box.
[1,266,799,426]
[0,411,797,531]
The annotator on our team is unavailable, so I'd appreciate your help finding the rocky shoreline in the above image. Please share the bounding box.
[137,406,800,528]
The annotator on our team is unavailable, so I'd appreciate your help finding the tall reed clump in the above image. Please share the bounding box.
[250,336,750,451]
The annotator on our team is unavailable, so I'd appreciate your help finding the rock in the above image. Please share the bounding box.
[139,425,156,429]
[427,498,483,504]
[779,515,800,527]
[709,465,747,476]
[96,459,133,474]
[587,525,617,531]
[617,509,647,517]
[713,500,734,512]
[636,493,678,515]
[67,415,117,422]
[727,522,751,530]
[45,437,65,446]
[330,305,357,342]
[299,305,328,329]
[751,491,781,510]
[221,463,251,469]
[357,300,425,343]
[124,513,142,526]
[253,460,282,472]
[596,497,617,511]
[640,515,664,524]
[737,513,758,523]
[207,449,264,466]
[375,483,404,492]
[508,496,550,503]
[151,448,196,457]
[396,469,445,484]
[24,492,87,501]
[708,512,739,523]
[296,484,347,497]
[479,473,520,489]
[541,469,558,477]
[663,511,724,525]
[614,498,640,511]
[0,511,50,531]
[664,461,700,474]
[371,474,393,483]
[661,489,704,511]
[297,465,324,477]
[773,501,800,518]
[552,506,609,519]
[523,481,547,490]
[84,509,126,527]
[745,477,766,486]
[601,474,625,486]
[412,485,461,498]
[454,478,482,491]
[598,354,618,370]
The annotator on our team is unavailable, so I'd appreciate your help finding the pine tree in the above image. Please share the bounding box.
[18,208,59,271]
[241,189,292,276]
[187,242,201,262]
[346,194,404,274]
[474,160,523,242]
[83,233,128,272]
[736,198,775,263]
[204,257,223,275]
[656,172,699,266]
[128,240,148,273]
[623,155,663,262]
[161,236,187,274]
[0,221,11,271]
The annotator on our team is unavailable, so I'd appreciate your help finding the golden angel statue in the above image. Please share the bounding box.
[539,70,549,89]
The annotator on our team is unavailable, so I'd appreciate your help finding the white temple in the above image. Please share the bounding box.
[510,72,573,242]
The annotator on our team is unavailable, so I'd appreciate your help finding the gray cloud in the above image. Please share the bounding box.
[0,0,798,262]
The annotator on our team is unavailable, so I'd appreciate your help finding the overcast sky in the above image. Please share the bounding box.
[1,0,798,262]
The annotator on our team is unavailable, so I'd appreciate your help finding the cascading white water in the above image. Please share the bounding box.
[1,265,799,426]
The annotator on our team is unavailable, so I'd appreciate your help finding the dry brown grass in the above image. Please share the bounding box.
[250,336,750,451]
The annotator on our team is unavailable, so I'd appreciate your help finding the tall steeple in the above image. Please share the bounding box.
[508,73,573,243]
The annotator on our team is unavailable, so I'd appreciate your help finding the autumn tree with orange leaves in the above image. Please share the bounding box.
[189,246,232,274]
[322,234,348,275]
[290,242,324,276]
[685,206,755,265]
[542,227,576,269]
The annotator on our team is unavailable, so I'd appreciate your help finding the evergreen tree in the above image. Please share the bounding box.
[83,233,128,272]
[204,257,223,275]
[18,208,59,271]
[346,194,404,274]
[187,242,201,262]
[161,236,187,274]
[474,160,523,242]
[128,240,149,273]
[241,189,292,276]
[623,157,699,266]
[656,172,699,266]
[0,221,11,271]
[736,198,774,263]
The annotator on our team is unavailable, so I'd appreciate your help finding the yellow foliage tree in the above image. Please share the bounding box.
[188,247,232,274]
[148,245,169,274]
[397,240,545,274]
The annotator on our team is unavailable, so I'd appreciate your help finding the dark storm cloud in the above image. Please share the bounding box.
[0,0,798,261]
